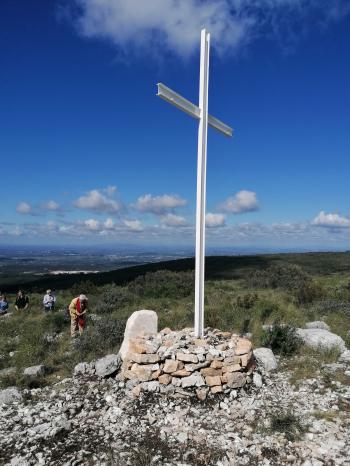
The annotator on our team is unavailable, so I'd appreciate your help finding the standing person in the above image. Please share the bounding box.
[43,289,56,312]
[69,294,88,337]
[15,290,29,311]
[0,294,8,315]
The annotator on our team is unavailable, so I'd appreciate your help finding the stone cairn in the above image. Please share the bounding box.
[118,327,256,401]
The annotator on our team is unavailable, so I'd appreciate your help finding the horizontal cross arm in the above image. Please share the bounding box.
[157,83,233,138]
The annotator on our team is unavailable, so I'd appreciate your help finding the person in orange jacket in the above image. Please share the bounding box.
[69,294,88,337]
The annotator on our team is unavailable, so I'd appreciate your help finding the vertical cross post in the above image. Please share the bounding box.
[156,28,232,339]
[194,29,210,338]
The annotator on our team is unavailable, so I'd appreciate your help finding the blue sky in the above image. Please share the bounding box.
[1,0,350,249]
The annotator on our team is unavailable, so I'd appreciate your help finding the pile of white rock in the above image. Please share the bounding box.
[118,327,256,400]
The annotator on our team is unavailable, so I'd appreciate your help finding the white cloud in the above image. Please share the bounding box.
[73,0,350,58]
[123,219,143,232]
[84,218,100,231]
[219,190,259,214]
[104,217,115,229]
[161,213,188,227]
[41,200,60,211]
[206,213,226,228]
[16,202,32,215]
[74,188,122,213]
[135,194,187,215]
[312,211,350,228]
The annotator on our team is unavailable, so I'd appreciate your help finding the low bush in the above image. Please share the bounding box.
[97,285,133,314]
[247,263,311,291]
[261,323,302,356]
[128,270,194,299]
[74,317,126,360]
[269,411,306,441]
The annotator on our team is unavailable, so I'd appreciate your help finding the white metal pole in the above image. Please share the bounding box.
[194,29,210,337]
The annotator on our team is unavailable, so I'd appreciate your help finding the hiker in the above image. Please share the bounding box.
[15,290,29,311]
[69,294,88,337]
[0,294,8,315]
[43,289,56,312]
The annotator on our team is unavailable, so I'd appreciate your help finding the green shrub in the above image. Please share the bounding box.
[98,285,133,314]
[236,293,258,309]
[128,270,194,299]
[269,411,306,441]
[261,323,302,356]
[74,317,126,360]
[247,263,311,291]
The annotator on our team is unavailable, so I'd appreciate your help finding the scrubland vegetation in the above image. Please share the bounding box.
[1,255,350,389]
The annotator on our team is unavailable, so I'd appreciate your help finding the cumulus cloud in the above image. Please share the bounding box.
[219,190,259,214]
[74,188,122,214]
[312,211,350,228]
[123,219,143,232]
[16,202,33,215]
[84,218,100,231]
[206,213,226,228]
[161,213,188,227]
[104,217,115,229]
[72,0,350,58]
[41,200,60,211]
[135,194,187,215]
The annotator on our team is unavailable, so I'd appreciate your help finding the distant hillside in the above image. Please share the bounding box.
[3,251,350,292]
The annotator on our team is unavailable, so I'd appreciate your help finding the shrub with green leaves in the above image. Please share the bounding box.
[261,323,302,356]
[128,270,194,299]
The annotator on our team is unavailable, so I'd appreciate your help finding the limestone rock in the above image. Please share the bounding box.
[159,374,171,385]
[119,310,158,360]
[23,365,50,377]
[253,348,278,372]
[297,328,346,352]
[95,354,121,377]
[205,375,222,387]
[129,353,160,364]
[339,350,350,363]
[226,372,246,388]
[234,338,252,355]
[181,373,205,388]
[0,387,22,405]
[305,321,330,331]
[74,362,95,376]
[176,353,198,363]
[163,359,179,373]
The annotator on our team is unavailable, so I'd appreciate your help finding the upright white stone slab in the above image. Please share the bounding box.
[119,310,158,360]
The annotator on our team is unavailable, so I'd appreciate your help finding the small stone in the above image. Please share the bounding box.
[211,385,223,394]
[253,372,263,388]
[205,375,222,387]
[132,385,142,397]
[196,387,209,401]
[172,369,191,377]
[95,354,122,377]
[194,339,206,346]
[226,372,246,388]
[223,356,241,366]
[222,364,241,373]
[124,366,153,382]
[163,359,179,373]
[159,374,171,385]
[176,353,198,363]
[181,373,205,388]
[210,359,223,369]
[130,353,160,364]
[23,365,49,377]
[160,327,172,335]
[200,367,222,377]
[240,352,252,367]
[234,338,252,355]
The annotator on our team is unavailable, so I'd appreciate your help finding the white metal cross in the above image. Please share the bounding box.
[156,29,233,337]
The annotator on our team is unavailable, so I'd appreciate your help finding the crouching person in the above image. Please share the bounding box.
[43,289,56,312]
[69,294,88,338]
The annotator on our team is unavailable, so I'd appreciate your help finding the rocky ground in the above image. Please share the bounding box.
[1,352,350,466]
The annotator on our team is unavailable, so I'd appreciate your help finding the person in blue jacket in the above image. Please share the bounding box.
[0,293,9,315]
